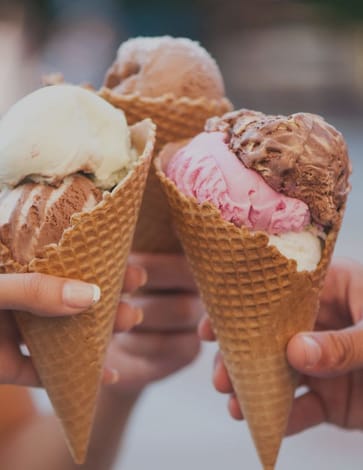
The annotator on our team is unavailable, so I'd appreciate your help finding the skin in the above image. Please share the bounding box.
[111,253,203,393]
[199,258,363,434]
[5,255,361,468]
[0,266,146,386]
[0,254,203,470]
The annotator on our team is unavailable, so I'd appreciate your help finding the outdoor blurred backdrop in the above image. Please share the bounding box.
[0,1,362,469]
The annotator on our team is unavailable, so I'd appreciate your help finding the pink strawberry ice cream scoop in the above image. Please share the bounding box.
[206,109,351,228]
[164,109,351,271]
[166,132,310,234]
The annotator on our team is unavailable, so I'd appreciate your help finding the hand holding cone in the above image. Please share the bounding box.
[155,109,350,469]
[0,118,156,463]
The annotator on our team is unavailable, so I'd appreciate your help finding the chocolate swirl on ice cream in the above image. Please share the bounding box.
[0,175,102,264]
[0,84,136,265]
[206,109,351,228]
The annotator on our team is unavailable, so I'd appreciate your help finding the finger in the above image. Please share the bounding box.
[129,253,197,292]
[113,331,201,363]
[105,333,201,390]
[104,347,189,391]
[102,366,120,385]
[104,351,165,390]
[285,391,326,436]
[297,375,308,387]
[113,302,143,332]
[8,357,41,387]
[320,259,363,325]
[198,315,216,341]
[319,259,348,306]
[287,320,363,377]
[0,273,100,316]
[131,293,204,332]
[0,341,40,386]
[228,394,244,420]
[123,264,147,294]
[213,354,234,393]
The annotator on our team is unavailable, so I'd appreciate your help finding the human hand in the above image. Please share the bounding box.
[199,258,363,434]
[0,265,146,387]
[104,253,204,394]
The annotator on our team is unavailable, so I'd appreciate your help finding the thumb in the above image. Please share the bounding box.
[287,321,363,377]
[0,273,100,316]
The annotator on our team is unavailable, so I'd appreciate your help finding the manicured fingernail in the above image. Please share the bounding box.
[137,267,148,287]
[301,335,322,368]
[62,281,101,308]
[108,368,120,385]
[135,307,144,325]
[103,367,120,385]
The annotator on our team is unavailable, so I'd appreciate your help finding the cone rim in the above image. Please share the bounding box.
[0,118,155,272]
[98,86,233,110]
[154,144,342,277]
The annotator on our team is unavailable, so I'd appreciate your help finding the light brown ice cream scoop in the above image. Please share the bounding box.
[0,175,102,265]
[206,109,351,228]
[104,36,226,100]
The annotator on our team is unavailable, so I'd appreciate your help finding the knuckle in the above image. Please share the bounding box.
[22,273,46,304]
[327,332,357,371]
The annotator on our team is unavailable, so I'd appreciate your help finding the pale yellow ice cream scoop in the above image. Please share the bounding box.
[0,85,135,189]
[0,83,155,465]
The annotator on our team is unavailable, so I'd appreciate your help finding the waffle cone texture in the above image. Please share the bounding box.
[98,87,232,253]
[0,119,155,463]
[155,144,343,470]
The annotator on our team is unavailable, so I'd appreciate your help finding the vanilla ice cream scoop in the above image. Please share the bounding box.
[0,85,135,189]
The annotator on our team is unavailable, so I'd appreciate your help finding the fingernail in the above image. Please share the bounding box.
[138,267,148,287]
[62,281,101,308]
[104,368,120,385]
[301,335,322,368]
[108,368,120,385]
[135,307,144,325]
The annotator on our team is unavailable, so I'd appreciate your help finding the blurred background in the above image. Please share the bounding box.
[1,0,362,469]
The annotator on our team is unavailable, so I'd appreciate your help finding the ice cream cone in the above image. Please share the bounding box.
[0,119,155,463]
[98,88,232,252]
[155,143,343,470]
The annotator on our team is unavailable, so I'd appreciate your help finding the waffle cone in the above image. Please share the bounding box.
[0,119,155,464]
[155,144,343,470]
[98,87,232,252]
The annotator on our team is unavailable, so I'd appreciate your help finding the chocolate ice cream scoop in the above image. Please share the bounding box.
[206,109,351,228]
[104,36,225,100]
[0,174,102,264]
